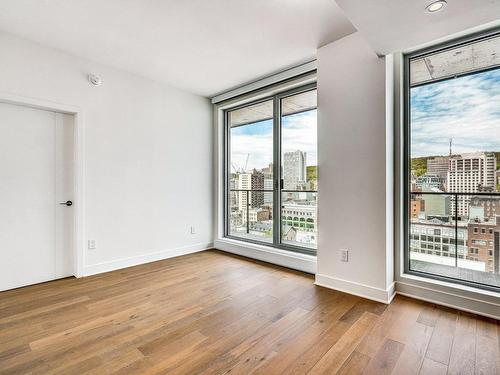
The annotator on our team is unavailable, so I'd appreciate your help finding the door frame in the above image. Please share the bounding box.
[0,91,85,278]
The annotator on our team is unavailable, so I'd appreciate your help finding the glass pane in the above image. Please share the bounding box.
[281,90,317,191]
[410,193,500,288]
[228,100,273,243]
[229,190,273,243]
[409,33,500,289]
[409,192,459,277]
[281,192,317,249]
[280,89,317,249]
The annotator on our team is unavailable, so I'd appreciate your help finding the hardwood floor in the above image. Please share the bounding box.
[0,250,499,374]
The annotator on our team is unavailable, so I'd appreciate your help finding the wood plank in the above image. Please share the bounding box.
[447,312,476,375]
[337,350,371,375]
[476,316,500,375]
[339,298,387,324]
[308,312,378,375]
[391,321,433,375]
[362,338,404,374]
[0,250,497,375]
[419,358,448,375]
[424,307,457,365]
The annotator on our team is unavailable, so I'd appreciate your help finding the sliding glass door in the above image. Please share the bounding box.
[225,84,317,254]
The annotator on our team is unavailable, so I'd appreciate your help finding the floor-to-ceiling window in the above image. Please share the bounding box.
[405,31,500,290]
[225,84,317,254]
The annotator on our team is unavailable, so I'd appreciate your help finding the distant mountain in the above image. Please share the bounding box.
[411,156,430,176]
[307,166,317,182]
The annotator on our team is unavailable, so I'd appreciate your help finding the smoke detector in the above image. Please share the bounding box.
[88,73,102,86]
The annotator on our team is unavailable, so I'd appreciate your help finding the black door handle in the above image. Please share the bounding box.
[59,200,73,206]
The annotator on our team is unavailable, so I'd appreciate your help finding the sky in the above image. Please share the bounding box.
[411,67,500,158]
[230,110,317,172]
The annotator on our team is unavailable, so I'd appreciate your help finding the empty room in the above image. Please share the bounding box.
[1,0,500,374]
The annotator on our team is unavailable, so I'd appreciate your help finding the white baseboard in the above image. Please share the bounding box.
[213,238,317,274]
[82,242,213,276]
[315,273,396,304]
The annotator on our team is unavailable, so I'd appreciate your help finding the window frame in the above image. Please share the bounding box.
[403,28,500,292]
[223,82,317,256]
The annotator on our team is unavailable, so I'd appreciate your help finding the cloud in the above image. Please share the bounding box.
[411,68,500,157]
[282,110,317,166]
[230,110,317,171]
[231,121,273,171]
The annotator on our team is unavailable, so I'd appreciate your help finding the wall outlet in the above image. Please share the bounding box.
[190,226,196,235]
[339,249,349,262]
[88,239,96,250]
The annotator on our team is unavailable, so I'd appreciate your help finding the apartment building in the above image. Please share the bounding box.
[468,218,500,273]
[283,150,307,190]
[427,156,450,180]
[448,152,497,216]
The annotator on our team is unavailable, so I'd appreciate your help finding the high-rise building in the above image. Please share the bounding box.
[237,169,265,211]
[467,213,500,273]
[262,163,273,204]
[264,178,273,204]
[427,156,449,180]
[283,150,306,190]
[447,152,497,216]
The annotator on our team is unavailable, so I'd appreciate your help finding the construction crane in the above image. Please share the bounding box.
[231,153,252,174]
[244,154,250,172]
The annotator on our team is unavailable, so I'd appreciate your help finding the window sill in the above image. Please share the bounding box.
[397,272,500,319]
[214,237,317,274]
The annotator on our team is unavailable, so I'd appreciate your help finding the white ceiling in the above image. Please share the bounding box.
[0,0,355,97]
[334,0,500,55]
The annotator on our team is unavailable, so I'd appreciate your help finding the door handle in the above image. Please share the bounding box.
[59,200,73,206]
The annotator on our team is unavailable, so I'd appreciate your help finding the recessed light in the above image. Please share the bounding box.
[426,0,447,13]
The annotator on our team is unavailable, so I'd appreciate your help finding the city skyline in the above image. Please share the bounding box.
[411,68,500,158]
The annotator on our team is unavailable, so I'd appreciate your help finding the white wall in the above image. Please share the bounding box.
[0,32,213,276]
[315,32,394,303]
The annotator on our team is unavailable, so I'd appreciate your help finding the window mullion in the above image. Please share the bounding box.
[273,95,281,246]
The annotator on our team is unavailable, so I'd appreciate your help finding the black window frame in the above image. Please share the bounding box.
[223,82,318,256]
[403,28,500,292]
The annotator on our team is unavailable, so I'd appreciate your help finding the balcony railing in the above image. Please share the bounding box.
[409,190,500,288]
[229,189,273,234]
[228,188,317,248]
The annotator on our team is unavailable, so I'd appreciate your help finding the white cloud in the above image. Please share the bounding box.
[230,110,317,172]
[411,69,500,157]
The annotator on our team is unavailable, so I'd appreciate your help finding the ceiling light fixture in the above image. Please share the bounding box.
[426,0,447,13]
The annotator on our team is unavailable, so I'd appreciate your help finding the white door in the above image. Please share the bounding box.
[0,102,74,291]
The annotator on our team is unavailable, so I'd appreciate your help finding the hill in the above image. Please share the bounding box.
[307,166,317,183]
[411,156,430,176]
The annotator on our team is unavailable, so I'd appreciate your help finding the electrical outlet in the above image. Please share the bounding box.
[190,226,196,235]
[339,249,348,262]
[88,239,96,250]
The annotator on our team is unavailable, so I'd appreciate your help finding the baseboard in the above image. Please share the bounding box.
[82,242,213,276]
[396,280,500,320]
[315,273,396,304]
[214,238,317,274]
